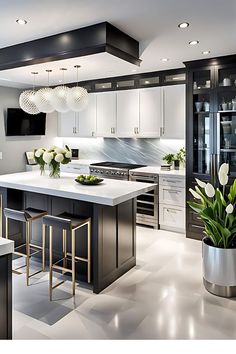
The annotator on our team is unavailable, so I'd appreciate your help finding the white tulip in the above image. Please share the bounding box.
[35,148,44,158]
[43,152,53,164]
[205,183,215,198]
[226,203,234,214]
[219,163,229,175]
[195,178,206,188]
[55,153,64,163]
[189,188,202,199]
[65,151,72,159]
[219,172,228,186]
[218,163,229,186]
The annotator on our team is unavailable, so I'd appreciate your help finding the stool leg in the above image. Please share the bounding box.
[72,229,75,296]
[5,217,8,239]
[62,229,67,273]
[49,226,53,301]
[87,221,91,284]
[42,223,46,272]
[26,221,30,286]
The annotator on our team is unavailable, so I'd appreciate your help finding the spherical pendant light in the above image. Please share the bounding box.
[35,87,54,113]
[35,70,54,113]
[19,90,40,115]
[51,85,69,112]
[67,86,89,112]
[66,65,88,112]
[19,72,40,115]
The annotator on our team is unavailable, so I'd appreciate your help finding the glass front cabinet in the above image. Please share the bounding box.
[185,55,236,240]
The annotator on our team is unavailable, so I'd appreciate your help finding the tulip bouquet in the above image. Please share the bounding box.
[34,145,72,178]
[188,163,236,248]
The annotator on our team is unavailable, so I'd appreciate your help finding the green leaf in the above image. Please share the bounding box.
[187,201,204,214]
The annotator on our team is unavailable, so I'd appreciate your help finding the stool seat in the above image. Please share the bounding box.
[43,212,90,231]
[4,207,47,222]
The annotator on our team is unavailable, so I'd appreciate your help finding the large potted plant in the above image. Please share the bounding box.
[188,163,236,297]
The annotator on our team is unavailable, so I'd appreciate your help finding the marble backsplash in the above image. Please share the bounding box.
[61,137,185,166]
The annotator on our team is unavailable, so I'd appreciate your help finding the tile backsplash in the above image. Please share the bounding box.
[61,138,185,166]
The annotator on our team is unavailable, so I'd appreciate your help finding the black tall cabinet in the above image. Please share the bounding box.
[184,55,236,240]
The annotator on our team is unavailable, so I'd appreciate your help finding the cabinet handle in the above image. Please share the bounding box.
[166,209,177,213]
[111,127,115,134]
[167,190,180,194]
[92,131,94,137]
[134,127,136,134]
[75,127,77,134]
[162,89,165,135]
[136,128,139,134]
[73,127,75,134]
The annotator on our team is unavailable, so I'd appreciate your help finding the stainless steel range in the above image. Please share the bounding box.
[89,161,146,180]
[90,161,159,229]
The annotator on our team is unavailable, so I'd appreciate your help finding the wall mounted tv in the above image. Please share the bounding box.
[6,108,46,136]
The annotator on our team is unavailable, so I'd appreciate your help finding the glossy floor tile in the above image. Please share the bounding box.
[12,227,236,339]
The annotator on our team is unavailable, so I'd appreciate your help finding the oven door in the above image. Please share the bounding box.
[129,173,158,228]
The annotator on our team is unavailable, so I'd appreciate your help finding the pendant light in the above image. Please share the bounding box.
[35,70,54,113]
[19,72,40,115]
[67,65,88,112]
[51,68,69,112]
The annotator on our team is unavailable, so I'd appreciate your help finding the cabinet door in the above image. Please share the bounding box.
[77,93,96,137]
[96,92,117,137]
[116,89,139,137]
[58,111,76,137]
[162,84,186,139]
[159,204,185,229]
[139,87,161,137]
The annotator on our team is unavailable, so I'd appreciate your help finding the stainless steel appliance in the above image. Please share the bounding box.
[129,171,159,229]
[89,162,146,180]
[90,161,158,228]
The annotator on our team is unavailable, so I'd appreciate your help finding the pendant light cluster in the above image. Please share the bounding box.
[19,66,89,115]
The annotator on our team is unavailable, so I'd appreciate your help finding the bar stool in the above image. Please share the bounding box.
[4,207,47,286]
[42,212,91,301]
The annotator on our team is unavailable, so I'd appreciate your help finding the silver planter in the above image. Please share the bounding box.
[203,237,236,297]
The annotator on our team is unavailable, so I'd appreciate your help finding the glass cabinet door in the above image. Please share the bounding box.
[193,113,211,174]
[218,112,236,174]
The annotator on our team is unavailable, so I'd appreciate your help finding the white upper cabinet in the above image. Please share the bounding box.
[96,92,117,137]
[58,110,76,137]
[77,93,97,137]
[162,84,185,139]
[139,87,162,138]
[116,89,139,137]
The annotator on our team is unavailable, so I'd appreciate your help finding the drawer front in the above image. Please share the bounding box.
[159,185,185,206]
[188,211,204,226]
[159,176,185,188]
[159,203,185,229]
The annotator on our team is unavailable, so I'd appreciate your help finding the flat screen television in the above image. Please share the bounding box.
[6,108,46,136]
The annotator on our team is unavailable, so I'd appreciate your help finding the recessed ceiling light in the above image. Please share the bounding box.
[16,19,27,25]
[202,50,210,55]
[178,22,189,29]
[59,80,62,83]
[145,80,150,84]
[189,40,199,46]
[161,58,169,62]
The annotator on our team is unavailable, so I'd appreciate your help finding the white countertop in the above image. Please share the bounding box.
[130,166,185,177]
[0,238,14,256]
[0,171,156,207]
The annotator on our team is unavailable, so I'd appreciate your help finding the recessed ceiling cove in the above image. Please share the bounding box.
[0,22,141,71]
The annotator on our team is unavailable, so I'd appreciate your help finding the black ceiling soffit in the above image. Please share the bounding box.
[0,22,141,71]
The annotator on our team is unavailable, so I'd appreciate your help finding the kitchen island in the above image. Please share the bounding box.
[0,171,155,293]
[0,238,14,339]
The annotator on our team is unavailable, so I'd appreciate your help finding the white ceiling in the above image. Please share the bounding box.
[0,0,236,88]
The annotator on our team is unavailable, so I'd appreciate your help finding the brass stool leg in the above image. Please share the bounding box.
[62,229,67,273]
[26,221,30,286]
[42,223,46,272]
[72,229,75,296]
[5,217,8,239]
[87,220,91,283]
[49,226,53,301]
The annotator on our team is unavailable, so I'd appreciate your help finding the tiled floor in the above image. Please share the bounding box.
[12,227,236,339]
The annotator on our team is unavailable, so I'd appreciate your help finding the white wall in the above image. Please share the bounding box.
[0,86,58,174]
